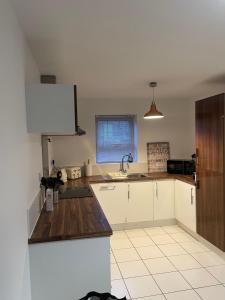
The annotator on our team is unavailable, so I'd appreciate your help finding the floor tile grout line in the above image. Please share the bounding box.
[115,260,225,280]
[131,294,166,300]
[139,259,167,297]
[135,229,191,297]
[178,241,225,270]
[118,273,132,299]
[157,244,188,257]
[161,287,194,294]
[112,248,225,271]
[115,248,165,298]
[166,254,202,271]
[114,236,158,300]
[132,242,144,261]
[159,227,225,293]
[141,287,201,298]
[141,255,176,275]
[194,284,225,300]
[111,257,132,299]
[111,226,225,298]
[177,247,211,255]
[127,233,157,248]
[202,265,225,284]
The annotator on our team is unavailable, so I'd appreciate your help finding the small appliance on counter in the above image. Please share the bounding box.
[66,166,82,179]
[167,159,195,175]
[51,167,68,182]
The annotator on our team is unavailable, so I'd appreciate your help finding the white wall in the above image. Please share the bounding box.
[52,96,195,174]
[0,1,41,300]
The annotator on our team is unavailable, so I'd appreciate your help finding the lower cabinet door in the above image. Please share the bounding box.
[184,184,196,232]
[175,180,196,232]
[154,180,175,221]
[127,182,154,223]
[175,180,183,224]
[91,183,128,225]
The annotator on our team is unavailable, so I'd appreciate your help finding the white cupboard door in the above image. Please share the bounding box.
[26,84,75,134]
[175,180,184,224]
[184,184,196,232]
[154,180,175,220]
[127,182,154,222]
[91,183,128,225]
[175,180,196,232]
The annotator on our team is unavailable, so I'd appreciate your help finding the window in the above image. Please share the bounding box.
[96,115,137,163]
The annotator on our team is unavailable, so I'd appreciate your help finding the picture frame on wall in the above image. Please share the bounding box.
[147,142,170,173]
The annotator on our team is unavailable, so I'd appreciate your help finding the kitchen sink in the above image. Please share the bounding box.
[108,172,128,179]
[108,172,147,180]
[127,173,147,178]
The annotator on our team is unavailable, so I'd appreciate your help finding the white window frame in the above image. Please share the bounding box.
[95,115,138,164]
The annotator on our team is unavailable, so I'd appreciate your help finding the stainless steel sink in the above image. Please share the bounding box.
[108,172,147,180]
[127,173,147,178]
[108,172,128,179]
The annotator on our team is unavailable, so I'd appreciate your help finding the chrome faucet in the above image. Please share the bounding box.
[120,153,134,173]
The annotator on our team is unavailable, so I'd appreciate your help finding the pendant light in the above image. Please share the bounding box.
[144,82,164,119]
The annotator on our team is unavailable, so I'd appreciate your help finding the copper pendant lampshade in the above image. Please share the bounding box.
[144,82,164,119]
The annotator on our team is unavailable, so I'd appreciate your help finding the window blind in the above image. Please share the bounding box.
[96,115,137,163]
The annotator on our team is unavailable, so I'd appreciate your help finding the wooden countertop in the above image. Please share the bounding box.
[29,173,195,244]
[89,173,195,186]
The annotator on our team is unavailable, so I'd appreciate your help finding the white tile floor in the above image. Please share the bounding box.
[110,225,225,300]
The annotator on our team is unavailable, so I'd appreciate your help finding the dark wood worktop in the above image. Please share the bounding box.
[29,173,195,244]
[89,173,195,186]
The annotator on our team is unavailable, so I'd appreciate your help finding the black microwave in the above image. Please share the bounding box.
[167,159,195,175]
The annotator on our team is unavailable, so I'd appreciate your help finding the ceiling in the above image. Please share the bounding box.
[12,0,225,102]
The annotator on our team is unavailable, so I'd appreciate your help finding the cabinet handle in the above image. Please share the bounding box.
[191,188,194,205]
[128,184,130,200]
[156,182,158,199]
[99,185,116,191]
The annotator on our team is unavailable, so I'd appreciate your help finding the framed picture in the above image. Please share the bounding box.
[147,142,170,173]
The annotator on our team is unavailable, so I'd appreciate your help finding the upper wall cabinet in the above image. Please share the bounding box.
[26,84,76,135]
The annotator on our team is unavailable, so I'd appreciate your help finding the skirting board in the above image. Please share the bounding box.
[177,221,225,258]
[111,219,176,231]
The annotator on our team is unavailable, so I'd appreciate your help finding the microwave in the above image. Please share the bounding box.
[167,159,195,175]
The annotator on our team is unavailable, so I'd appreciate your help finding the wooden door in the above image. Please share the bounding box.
[196,94,224,250]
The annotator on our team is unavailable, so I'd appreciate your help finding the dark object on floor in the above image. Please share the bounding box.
[79,291,126,300]
[59,187,93,199]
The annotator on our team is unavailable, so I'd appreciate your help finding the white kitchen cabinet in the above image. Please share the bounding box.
[29,237,110,300]
[26,84,76,134]
[175,180,196,232]
[127,182,154,222]
[92,179,196,231]
[91,183,128,224]
[154,180,175,221]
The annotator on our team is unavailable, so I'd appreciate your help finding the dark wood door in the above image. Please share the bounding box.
[196,94,225,251]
